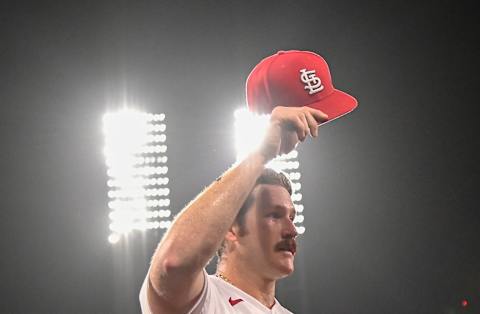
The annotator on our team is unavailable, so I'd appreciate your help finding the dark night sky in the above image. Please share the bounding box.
[1,1,479,313]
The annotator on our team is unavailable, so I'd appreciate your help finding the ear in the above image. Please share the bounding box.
[225,223,241,243]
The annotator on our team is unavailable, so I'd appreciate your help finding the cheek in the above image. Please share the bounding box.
[256,220,278,248]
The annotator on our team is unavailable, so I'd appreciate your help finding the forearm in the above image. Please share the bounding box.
[149,152,267,285]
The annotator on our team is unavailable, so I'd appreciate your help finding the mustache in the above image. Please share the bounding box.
[275,239,297,254]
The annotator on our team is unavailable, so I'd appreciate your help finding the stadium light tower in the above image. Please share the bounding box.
[102,109,171,244]
[233,108,305,235]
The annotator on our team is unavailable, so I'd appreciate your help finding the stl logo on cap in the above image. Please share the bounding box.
[246,50,358,124]
[300,68,324,95]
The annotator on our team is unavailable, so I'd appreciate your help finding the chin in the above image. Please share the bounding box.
[283,263,295,275]
[275,267,294,279]
[273,258,295,278]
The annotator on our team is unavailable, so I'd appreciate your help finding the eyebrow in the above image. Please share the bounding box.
[273,205,296,217]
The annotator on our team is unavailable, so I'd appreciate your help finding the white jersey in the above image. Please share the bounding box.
[139,269,294,314]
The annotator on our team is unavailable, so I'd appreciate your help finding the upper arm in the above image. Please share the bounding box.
[142,267,205,314]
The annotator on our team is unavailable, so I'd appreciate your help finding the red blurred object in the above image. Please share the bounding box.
[461,299,468,307]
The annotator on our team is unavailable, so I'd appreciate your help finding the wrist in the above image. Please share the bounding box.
[248,150,271,166]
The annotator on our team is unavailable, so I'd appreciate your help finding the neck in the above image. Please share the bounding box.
[217,258,277,309]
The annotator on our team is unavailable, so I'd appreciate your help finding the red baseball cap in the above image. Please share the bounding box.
[246,50,358,124]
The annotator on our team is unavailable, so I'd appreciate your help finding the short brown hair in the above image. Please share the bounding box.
[216,168,292,259]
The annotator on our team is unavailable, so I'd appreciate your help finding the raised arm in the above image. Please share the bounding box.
[145,106,327,313]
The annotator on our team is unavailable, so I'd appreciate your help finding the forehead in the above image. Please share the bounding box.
[253,184,294,212]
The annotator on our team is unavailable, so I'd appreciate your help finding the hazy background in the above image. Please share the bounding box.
[1,1,478,313]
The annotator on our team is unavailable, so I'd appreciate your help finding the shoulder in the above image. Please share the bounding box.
[188,273,233,313]
[139,270,216,314]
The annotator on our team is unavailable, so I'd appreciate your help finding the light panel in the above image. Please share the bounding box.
[103,109,171,243]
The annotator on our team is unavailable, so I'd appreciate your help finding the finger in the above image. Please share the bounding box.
[294,117,307,142]
[299,113,310,138]
[304,111,319,137]
[285,116,306,141]
[305,107,329,124]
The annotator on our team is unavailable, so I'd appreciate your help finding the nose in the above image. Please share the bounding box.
[282,218,298,239]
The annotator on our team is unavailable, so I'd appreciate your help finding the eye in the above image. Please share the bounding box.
[289,215,295,222]
[268,212,281,219]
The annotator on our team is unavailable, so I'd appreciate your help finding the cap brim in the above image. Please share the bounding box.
[307,89,358,125]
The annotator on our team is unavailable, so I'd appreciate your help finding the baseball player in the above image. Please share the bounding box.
[140,50,357,313]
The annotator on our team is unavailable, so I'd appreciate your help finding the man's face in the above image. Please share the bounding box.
[235,184,298,280]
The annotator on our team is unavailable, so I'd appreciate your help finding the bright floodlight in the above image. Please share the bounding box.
[103,109,171,244]
[233,108,305,235]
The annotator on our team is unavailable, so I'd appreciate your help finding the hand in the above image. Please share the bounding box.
[256,106,328,161]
